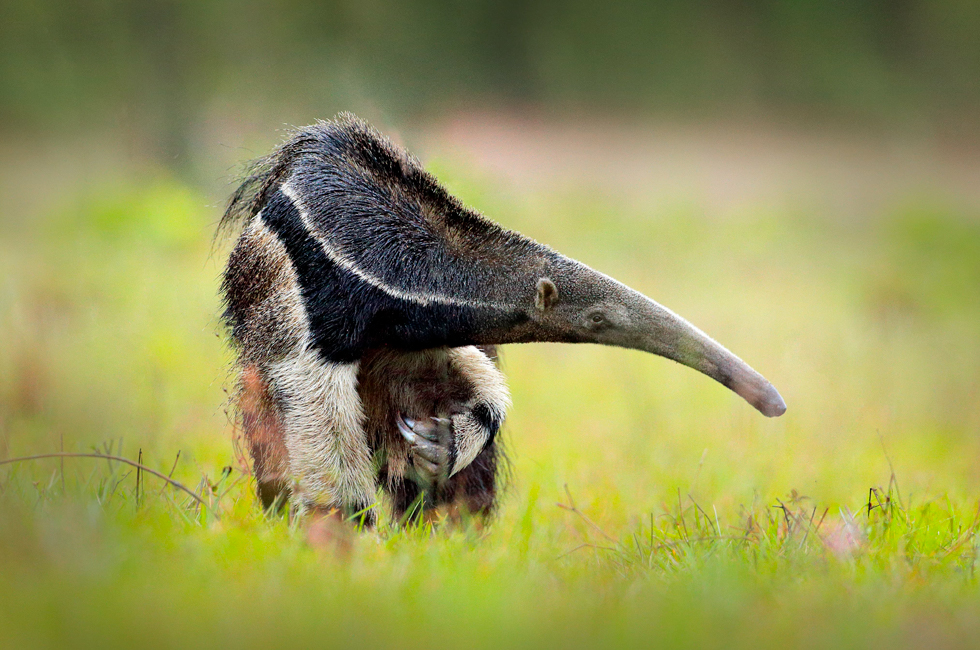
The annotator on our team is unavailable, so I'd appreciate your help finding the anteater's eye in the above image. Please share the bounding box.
[590,313,605,325]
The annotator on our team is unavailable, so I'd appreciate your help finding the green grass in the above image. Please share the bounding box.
[1,150,979,648]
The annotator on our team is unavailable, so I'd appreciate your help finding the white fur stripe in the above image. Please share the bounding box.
[281,180,498,309]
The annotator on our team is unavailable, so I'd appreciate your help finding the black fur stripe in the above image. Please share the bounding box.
[472,402,503,452]
[261,188,522,363]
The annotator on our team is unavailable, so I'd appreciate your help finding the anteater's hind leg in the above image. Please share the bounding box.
[238,365,289,511]
[266,354,377,523]
[238,356,378,524]
[238,357,377,523]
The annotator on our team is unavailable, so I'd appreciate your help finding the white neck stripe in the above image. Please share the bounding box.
[280,181,498,309]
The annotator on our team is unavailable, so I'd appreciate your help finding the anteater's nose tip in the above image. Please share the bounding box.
[759,388,787,418]
[733,373,787,418]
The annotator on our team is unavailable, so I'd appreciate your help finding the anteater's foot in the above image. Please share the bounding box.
[305,507,355,556]
[396,411,453,490]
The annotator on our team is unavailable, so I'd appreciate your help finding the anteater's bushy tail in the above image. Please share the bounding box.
[215,112,375,239]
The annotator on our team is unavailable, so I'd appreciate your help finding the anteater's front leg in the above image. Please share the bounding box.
[391,347,508,521]
[360,345,509,523]
[395,401,503,492]
[394,408,503,521]
[266,350,378,524]
[396,412,455,489]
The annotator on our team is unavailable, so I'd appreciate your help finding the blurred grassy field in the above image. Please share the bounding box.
[1,124,980,648]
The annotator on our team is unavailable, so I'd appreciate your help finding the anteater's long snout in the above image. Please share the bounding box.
[623,293,787,418]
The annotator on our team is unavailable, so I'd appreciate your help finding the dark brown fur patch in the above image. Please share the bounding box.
[222,223,305,365]
[239,365,290,509]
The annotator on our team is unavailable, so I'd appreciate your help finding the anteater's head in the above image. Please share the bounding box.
[520,262,786,418]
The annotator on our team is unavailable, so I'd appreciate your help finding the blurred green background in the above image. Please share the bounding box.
[2,1,980,648]
[4,0,980,167]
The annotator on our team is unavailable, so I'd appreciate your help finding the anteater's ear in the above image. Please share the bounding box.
[535,278,558,312]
